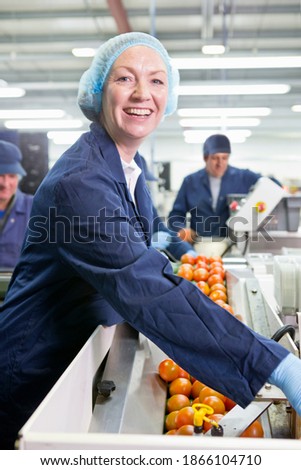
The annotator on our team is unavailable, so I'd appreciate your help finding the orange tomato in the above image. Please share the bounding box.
[196,281,210,296]
[222,303,235,315]
[176,424,194,435]
[196,254,209,264]
[199,386,226,404]
[191,380,206,399]
[240,420,264,438]
[177,263,194,281]
[202,413,224,433]
[165,429,177,435]
[180,253,196,265]
[214,299,226,308]
[202,396,226,414]
[224,396,237,411]
[158,359,179,382]
[210,282,227,293]
[207,273,225,287]
[166,394,190,413]
[194,260,208,270]
[208,256,223,264]
[175,406,195,428]
[209,290,228,303]
[169,378,192,397]
[193,267,209,282]
[165,410,179,431]
[209,261,224,269]
[208,266,225,279]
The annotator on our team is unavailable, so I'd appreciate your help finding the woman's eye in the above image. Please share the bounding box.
[117,76,130,82]
[153,78,164,85]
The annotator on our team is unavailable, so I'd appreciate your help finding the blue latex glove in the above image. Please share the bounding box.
[268,353,301,416]
[186,249,198,257]
[151,231,171,250]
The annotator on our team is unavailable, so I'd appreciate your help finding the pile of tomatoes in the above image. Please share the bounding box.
[175,253,243,321]
[158,358,264,438]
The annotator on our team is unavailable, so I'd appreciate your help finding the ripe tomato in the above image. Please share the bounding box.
[193,267,209,282]
[196,281,210,296]
[208,255,223,265]
[210,282,227,293]
[235,313,243,321]
[175,406,195,428]
[202,396,226,414]
[202,413,224,433]
[209,289,228,303]
[207,273,225,287]
[208,266,225,279]
[191,380,206,399]
[176,424,194,435]
[195,254,209,264]
[194,260,208,270]
[166,394,190,413]
[214,299,226,308]
[165,429,177,435]
[177,263,194,281]
[209,261,224,269]
[222,303,235,315]
[177,367,190,379]
[224,396,237,411]
[240,420,264,438]
[158,359,179,382]
[165,410,179,431]
[180,253,196,265]
[169,377,192,397]
[199,386,226,404]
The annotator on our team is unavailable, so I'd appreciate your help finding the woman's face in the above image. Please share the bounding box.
[101,46,168,151]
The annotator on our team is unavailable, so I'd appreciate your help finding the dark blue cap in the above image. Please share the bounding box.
[203,134,231,157]
[0,140,26,176]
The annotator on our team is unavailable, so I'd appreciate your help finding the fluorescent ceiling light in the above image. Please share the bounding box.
[177,107,271,117]
[179,118,261,128]
[72,48,96,57]
[47,131,85,144]
[183,129,252,144]
[178,84,290,95]
[202,45,225,55]
[0,87,26,98]
[171,56,301,69]
[0,109,65,119]
[4,119,83,129]
[291,105,301,112]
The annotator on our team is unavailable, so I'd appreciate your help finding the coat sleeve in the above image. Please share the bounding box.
[168,178,190,233]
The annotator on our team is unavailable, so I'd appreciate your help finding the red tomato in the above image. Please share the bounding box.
[166,394,190,413]
[240,420,264,438]
[177,367,190,379]
[208,256,223,265]
[175,406,195,428]
[194,260,208,270]
[199,386,226,403]
[195,254,209,264]
[176,424,194,435]
[208,266,225,279]
[169,377,192,397]
[193,267,209,282]
[180,253,196,265]
[158,359,179,382]
[177,263,194,281]
[196,280,210,296]
[207,273,225,287]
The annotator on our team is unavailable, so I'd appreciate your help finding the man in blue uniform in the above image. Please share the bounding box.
[0,33,300,450]
[168,134,265,243]
[0,140,33,269]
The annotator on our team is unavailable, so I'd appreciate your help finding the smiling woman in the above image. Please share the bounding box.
[0,32,301,450]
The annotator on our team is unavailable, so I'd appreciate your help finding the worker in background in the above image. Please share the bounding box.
[168,134,280,244]
[0,140,33,269]
[140,156,196,260]
[0,32,300,449]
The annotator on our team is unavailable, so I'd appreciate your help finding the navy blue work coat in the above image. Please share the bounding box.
[0,123,287,449]
[168,167,261,238]
[0,189,33,269]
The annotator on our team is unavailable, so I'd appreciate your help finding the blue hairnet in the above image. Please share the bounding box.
[77,32,179,121]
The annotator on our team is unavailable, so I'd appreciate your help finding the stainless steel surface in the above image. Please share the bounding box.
[89,323,167,435]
